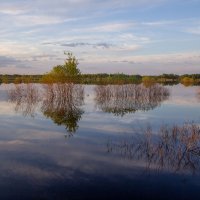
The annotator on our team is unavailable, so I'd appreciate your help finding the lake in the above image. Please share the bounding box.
[0,83,200,200]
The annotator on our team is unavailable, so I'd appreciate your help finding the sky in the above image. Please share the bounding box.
[0,0,200,75]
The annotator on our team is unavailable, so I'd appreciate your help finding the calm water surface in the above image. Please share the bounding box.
[0,83,200,200]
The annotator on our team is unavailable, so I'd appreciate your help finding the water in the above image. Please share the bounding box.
[0,83,200,200]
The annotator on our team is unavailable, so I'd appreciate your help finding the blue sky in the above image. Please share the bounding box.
[0,0,199,75]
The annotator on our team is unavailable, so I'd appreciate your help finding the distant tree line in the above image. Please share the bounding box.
[1,73,200,86]
[0,53,199,86]
[80,73,142,84]
[0,74,42,84]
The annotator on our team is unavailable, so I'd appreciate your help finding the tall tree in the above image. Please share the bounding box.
[42,52,81,83]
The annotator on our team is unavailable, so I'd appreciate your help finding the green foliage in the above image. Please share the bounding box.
[63,51,80,76]
[1,75,8,84]
[42,52,81,83]
[159,74,179,80]
[180,77,195,86]
[0,74,41,84]
[0,62,199,86]
[181,77,194,83]
[80,73,142,84]
[142,76,156,87]
[142,76,155,82]
[14,77,22,84]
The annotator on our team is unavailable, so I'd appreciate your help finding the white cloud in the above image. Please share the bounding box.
[119,33,150,43]
[187,27,200,35]
[92,22,134,32]
[81,52,200,64]
[141,20,179,26]
[0,41,40,57]
[0,4,28,15]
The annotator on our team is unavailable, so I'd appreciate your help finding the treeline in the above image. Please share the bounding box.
[0,73,200,86]
[1,53,199,85]
[150,74,200,86]
[80,74,142,84]
[76,73,199,85]
[0,74,42,84]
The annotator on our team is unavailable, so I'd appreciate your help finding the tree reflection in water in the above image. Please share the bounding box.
[107,123,200,174]
[41,83,84,136]
[95,84,170,116]
[7,83,84,136]
[8,83,40,117]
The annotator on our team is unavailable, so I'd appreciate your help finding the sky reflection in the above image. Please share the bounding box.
[0,84,200,199]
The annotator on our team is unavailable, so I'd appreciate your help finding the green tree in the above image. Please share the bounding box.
[42,52,81,83]
[63,51,80,76]
[1,75,9,84]
[142,76,156,87]
[181,77,195,86]
[14,77,22,84]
